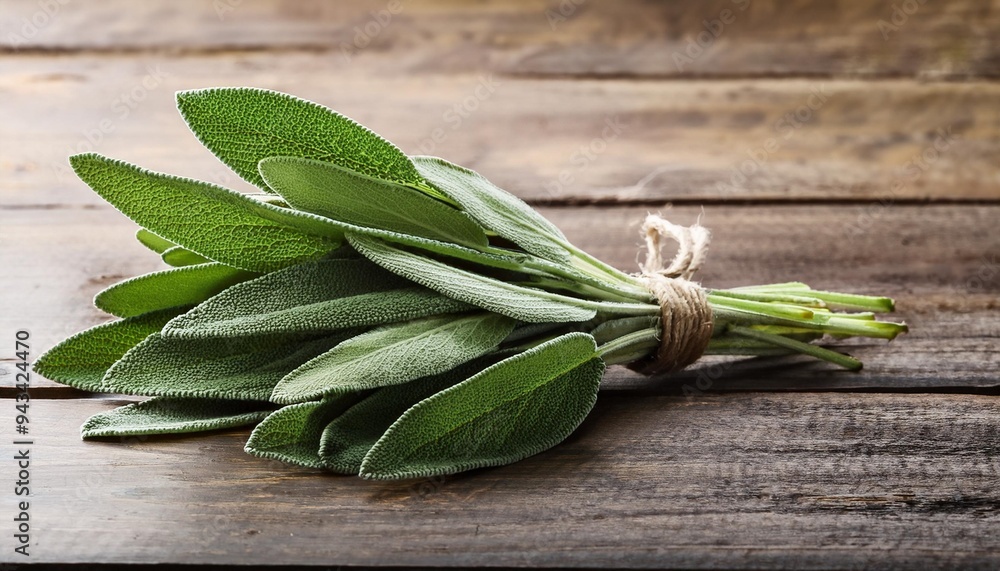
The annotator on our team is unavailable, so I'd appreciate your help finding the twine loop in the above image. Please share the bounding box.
[633,214,715,374]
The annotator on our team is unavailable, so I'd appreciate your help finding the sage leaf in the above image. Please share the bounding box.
[95,263,258,318]
[348,233,597,323]
[284,213,533,275]
[272,313,516,404]
[590,316,659,345]
[102,332,353,401]
[245,193,291,208]
[162,258,470,340]
[502,322,572,347]
[413,156,570,261]
[161,246,211,267]
[136,229,175,254]
[176,87,428,193]
[82,397,272,438]
[258,156,488,249]
[170,287,470,341]
[70,154,344,272]
[244,396,360,469]
[33,308,183,392]
[360,332,604,480]
[319,357,497,474]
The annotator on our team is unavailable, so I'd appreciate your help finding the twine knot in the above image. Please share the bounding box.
[632,214,715,375]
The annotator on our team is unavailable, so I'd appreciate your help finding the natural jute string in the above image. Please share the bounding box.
[633,214,714,374]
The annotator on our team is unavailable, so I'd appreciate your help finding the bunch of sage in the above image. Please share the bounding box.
[36,88,906,480]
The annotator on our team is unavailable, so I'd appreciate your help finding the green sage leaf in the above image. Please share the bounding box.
[162,258,470,340]
[102,332,353,401]
[136,229,176,254]
[272,312,516,404]
[244,396,359,469]
[258,156,488,249]
[413,156,569,261]
[319,357,498,474]
[33,308,184,392]
[70,154,343,272]
[176,87,427,193]
[273,211,533,275]
[348,233,597,323]
[95,263,258,318]
[161,246,212,267]
[590,316,659,345]
[360,332,604,480]
[82,397,272,438]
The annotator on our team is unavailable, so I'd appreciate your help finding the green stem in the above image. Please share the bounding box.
[520,257,654,303]
[560,240,646,289]
[598,328,660,365]
[727,325,863,371]
[708,297,906,340]
[516,277,644,304]
[708,289,827,307]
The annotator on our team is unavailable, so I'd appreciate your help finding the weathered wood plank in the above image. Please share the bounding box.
[1,55,998,205]
[4,204,996,394]
[1,0,996,79]
[3,394,997,567]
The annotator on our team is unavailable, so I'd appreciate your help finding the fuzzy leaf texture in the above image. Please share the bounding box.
[70,153,344,272]
[319,357,499,474]
[176,87,429,193]
[413,156,570,262]
[271,312,516,404]
[360,332,604,480]
[135,229,176,254]
[95,263,258,318]
[347,233,597,323]
[267,211,535,277]
[161,246,212,267]
[33,308,184,392]
[46,87,907,481]
[258,156,488,249]
[162,257,471,340]
[102,332,355,401]
[82,397,273,438]
[244,396,359,469]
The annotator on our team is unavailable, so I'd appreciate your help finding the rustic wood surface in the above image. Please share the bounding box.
[15,394,1000,567]
[0,0,997,568]
[3,57,998,206]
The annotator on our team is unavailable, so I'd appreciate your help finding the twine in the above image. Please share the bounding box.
[632,214,715,375]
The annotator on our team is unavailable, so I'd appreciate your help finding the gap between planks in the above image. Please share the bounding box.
[13,393,1000,567]
[3,48,997,84]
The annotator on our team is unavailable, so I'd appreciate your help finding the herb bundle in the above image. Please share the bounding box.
[36,88,906,480]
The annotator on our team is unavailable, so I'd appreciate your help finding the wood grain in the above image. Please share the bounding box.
[1,55,998,207]
[1,2,997,566]
[4,204,996,394]
[4,394,997,567]
[2,0,997,79]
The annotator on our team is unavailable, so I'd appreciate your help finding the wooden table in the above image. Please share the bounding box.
[1,1,998,567]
